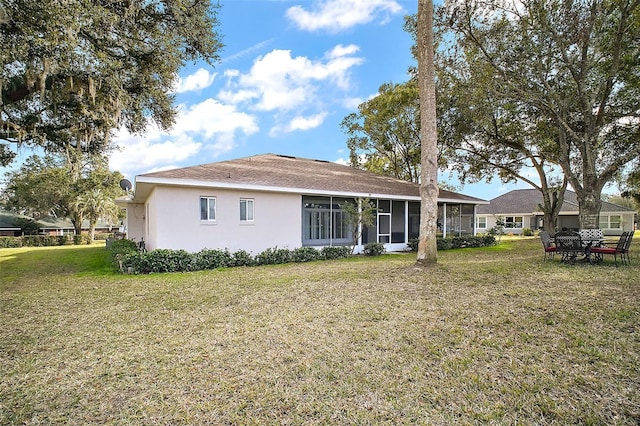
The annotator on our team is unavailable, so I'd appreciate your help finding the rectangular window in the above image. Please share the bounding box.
[599,215,621,229]
[200,197,216,221]
[504,216,523,228]
[477,216,487,229]
[240,198,254,222]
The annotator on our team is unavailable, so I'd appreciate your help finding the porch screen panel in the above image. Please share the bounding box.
[447,205,461,236]
[302,196,353,246]
[391,200,405,243]
[375,199,390,243]
[332,198,353,240]
[408,202,420,240]
[460,204,474,235]
[378,214,390,243]
[303,197,331,243]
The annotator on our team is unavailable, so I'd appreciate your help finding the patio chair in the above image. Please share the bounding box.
[590,232,630,266]
[554,231,583,264]
[539,231,556,260]
[624,231,634,262]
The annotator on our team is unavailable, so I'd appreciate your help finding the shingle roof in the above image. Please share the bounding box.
[0,208,113,230]
[137,154,486,204]
[476,189,634,214]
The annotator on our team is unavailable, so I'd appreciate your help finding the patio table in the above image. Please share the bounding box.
[555,232,584,264]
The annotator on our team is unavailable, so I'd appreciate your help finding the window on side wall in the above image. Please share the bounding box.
[599,215,621,229]
[240,198,254,222]
[200,197,216,221]
[476,216,487,229]
[505,216,523,228]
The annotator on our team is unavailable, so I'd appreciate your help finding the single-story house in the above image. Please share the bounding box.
[476,189,636,235]
[0,209,21,236]
[116,154,489,254]
[0,208,116,237]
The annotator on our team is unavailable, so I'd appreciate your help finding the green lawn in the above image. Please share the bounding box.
[1,237,639,424]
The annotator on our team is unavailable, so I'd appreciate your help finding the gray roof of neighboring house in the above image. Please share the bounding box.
[0,208,114,231]
[476,189,634,215]
[134,153,487,204]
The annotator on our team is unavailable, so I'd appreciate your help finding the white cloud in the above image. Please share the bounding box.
[175,68,217,93]
[342,96,364,110]
[109,99,259,178]
[219,46,364,112]
[269,112,329,136]
[286,0,404,32]
[334,157,349,166]
[171,99,259,138]
[288,112,328,131]
[109,130,202,178]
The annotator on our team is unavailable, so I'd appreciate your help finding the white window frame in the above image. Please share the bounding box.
[240,198,254,222]
[200,196,216,222]
[476,216,487,229]
[599,214,622,229]
[504,216,523,229]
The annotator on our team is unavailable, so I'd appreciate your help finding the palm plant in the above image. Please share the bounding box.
[72,189,120,240]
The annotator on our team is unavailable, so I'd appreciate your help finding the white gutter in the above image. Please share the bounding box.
[134,176,487,204]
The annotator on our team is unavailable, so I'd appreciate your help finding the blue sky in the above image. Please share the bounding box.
[4,0,538,200]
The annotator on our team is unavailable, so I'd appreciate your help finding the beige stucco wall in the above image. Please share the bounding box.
[147,186,302,254]
[124,203,145,243]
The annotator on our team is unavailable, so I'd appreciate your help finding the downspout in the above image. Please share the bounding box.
[329,196,333,247]
[442,203,447,238]
[404,200,409,244]
[357,199,363,250]
[473,204,477,236]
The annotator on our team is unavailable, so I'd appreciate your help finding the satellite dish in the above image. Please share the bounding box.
[119,179,132,192]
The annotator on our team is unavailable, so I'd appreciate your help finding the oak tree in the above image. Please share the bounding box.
[1,0,223,166]
[441,0,640,229]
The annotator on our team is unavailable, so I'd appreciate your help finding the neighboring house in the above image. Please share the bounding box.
[0,208,115,236]
[0,209,21,236]
[476,189,636,236]
[116,154,488,254]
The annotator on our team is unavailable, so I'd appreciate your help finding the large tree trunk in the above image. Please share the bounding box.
[416,0,439,266]
[71,212,83,242]
[539,177,568,234]
[575,189,603,230]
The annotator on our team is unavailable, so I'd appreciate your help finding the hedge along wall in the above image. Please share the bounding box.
[0,235,95,248]
[108,240,354,274]
[406,235,497,251]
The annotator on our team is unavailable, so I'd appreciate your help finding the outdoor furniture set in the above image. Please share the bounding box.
[540,230,634,266]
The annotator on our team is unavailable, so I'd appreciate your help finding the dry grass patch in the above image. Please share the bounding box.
[1,239,639,424]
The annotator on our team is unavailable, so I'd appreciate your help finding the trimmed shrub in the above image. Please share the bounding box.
[232,249,255,267]
[407,235,497,251]
[522,228,534,236]
[194,248,233,270]
[363,242,385,256]
[291,246,322,263]
[122,249,195,274]
[255,247,292,265]
[109,239,138,257]
[0,237,22,248]
[109,239,142,273]
[436,238,454,250]
[22,235,62,247]
[321,246,351,260]
[114,245,354,274]
[481,234,497,246]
